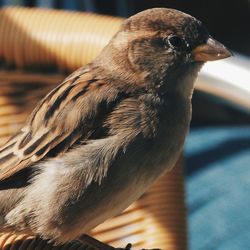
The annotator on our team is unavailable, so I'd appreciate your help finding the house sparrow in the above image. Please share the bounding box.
[0,8,231,244]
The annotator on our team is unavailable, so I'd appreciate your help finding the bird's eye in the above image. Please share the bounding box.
[167,35,187,50]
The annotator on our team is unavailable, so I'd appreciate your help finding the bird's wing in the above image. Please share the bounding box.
[0,67,123,183]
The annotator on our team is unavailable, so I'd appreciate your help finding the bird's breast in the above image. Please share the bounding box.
[134,94,191,180]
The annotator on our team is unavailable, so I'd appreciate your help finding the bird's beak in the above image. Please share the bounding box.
[191,37,232,62]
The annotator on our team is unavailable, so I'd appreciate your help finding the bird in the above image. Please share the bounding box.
[0,8,231,245]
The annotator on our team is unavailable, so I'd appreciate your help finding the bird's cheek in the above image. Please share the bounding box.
[183,54,189,64]
[170,51,187,66]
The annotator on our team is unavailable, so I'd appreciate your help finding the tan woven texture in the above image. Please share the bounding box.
[0,7,122,72]
[0,7,187,250]
[0,233,95,250]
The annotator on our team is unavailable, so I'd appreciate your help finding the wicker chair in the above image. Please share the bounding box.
[0,7,187,250]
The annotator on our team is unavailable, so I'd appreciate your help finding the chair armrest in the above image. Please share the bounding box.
[0,7,122,72]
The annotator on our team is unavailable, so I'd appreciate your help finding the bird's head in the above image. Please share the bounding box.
[97,8,231,95]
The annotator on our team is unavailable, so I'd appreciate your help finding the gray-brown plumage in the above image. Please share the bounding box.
[0,8,231,244]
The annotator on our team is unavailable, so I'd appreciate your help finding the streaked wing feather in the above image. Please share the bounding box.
[0,68,119,182]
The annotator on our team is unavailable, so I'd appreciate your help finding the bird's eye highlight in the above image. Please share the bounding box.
[167,35,187,49]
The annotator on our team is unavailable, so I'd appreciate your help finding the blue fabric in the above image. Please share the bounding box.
[1,0,25,6]
[185,126,250,250]
[36,0,54,8]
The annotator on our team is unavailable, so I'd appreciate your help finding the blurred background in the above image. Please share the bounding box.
[0,0,250,54]
[0,1,249,250]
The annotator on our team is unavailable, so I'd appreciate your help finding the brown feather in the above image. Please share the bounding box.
[0,68,122,182]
